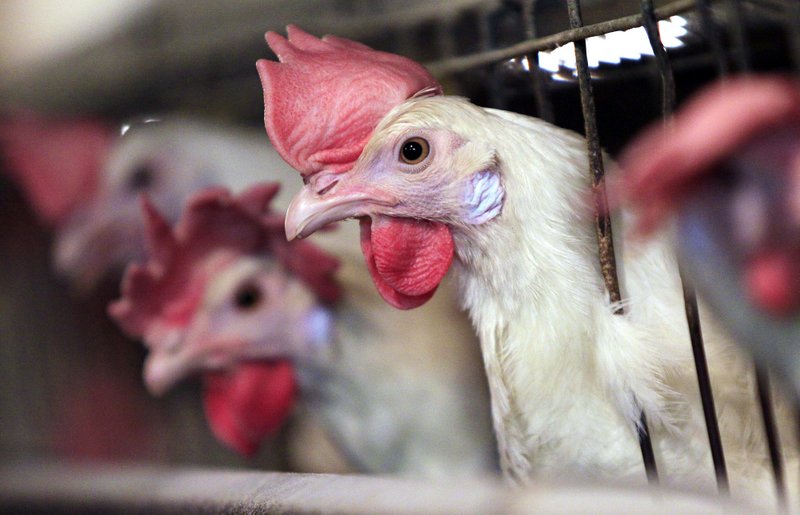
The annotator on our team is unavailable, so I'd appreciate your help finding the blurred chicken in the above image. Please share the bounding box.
[258,26,793,504]
[0,113,299,291]
[617,75,800,398]
[109,183,496,477]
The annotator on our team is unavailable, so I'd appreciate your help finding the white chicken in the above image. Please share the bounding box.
[109,183,496,477]
[1,113,299,290]
[258,25,794,505]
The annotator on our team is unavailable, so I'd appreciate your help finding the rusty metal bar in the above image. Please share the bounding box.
[426,0,696,76]
[567,0,659,485]
[523,0,555,123]
[641,0,731,496]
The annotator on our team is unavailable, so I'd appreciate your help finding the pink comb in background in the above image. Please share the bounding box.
[110,183,341,337]
[0,112,111,225]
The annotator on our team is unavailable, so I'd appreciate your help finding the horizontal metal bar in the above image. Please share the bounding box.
[0,463,752,513]
[425,0,696,76]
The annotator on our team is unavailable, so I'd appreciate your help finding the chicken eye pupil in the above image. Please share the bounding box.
[402,141,423,161]
[128,164,154,191]
[400,137,429,164]
[234,284,262,310]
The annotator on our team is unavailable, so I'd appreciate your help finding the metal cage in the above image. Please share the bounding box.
[417,0,798,504]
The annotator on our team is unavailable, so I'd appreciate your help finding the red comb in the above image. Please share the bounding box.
[256,25,442,178]
[109,183,341,338]
[0,112,111,225]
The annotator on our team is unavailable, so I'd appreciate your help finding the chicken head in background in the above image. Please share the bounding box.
[1,113,300,291]
[258,25,795,506]
[108,183,324,455]
[110,182,496,476]
[616,75,800,397]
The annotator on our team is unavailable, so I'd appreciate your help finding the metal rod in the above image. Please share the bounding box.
[567,0,659,485]
[426,0,696,76]
[523,0,555,123]
[640,0,676,117]
[785,0,800,72]
[696,0,730,76]
[755,367,787,507]
[723,2,787,501]
[479,5,504,109]
[682,278,730,495]
[641,0,731,495]
[725,0,751,72]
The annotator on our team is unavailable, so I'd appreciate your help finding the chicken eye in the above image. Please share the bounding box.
[234,283,263,311]
[400,138,430,165]
[127,163,155,191]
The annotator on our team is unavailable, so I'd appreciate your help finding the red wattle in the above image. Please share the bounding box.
[360,216,454,310]
[745,249,800,316]
[202,360,296,456]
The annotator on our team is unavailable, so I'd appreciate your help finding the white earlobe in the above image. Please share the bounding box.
[463,169,504,224]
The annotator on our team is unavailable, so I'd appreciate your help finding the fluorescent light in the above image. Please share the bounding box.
[535,16,688,75]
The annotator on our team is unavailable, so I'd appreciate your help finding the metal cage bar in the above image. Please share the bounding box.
[641,0,732,496]
[566,0,660,485]
[522,0,555,123]
[697,0,730,75]
[756,368,787,504]
[723,1,788,503]
[426,0,696,76]
[785,0,800,71]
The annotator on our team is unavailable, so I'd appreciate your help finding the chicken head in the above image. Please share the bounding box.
[109,183,340,455]
[617,75,800,316]
[258,26,504,309]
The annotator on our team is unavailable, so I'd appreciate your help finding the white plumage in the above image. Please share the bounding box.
[287,94,796,507]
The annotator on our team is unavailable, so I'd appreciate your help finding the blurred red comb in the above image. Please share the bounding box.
[109,183,341,338]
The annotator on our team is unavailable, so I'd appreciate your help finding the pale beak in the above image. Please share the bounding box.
[284,181,397,241]
[143,323,255,396]
[143,349,196,396]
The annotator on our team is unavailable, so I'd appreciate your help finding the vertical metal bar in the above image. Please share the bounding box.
[641,0,731,496]
[479,6,504,109]
[696,0,729,76]
[785,1,800,72]
[567,0,659,485]
[435,16,456,61]
[684,282,731,495]
[523,0,555,123]
[640,1,676,116]
[723,2,787,503]
[756,367,787,506]
[725,0,751,72]
[787,2,800,505]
